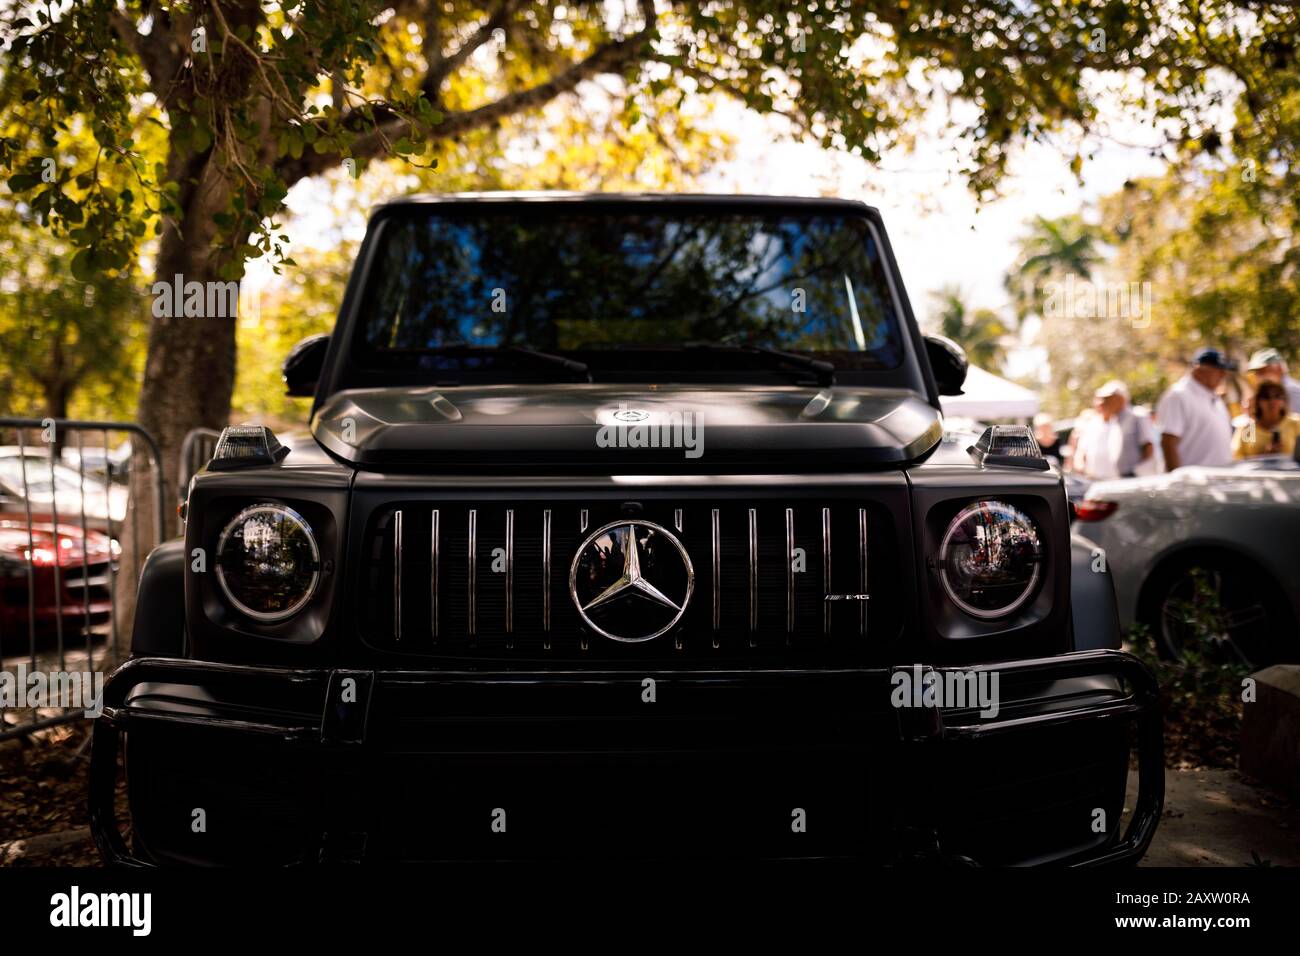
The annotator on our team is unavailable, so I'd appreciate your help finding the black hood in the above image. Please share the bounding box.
[310,384,942,471]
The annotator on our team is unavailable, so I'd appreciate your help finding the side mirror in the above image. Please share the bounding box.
[282,334,330,397]
[924,334,969,396]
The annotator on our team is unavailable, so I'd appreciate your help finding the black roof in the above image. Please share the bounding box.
[375,191,880,216]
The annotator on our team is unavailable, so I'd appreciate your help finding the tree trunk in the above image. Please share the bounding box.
[45,384,68,422]
[117,153,241,653]
[42,353,70,461]
[135,156,240,540]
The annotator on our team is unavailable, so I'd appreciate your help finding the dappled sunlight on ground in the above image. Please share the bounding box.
[1132,768,1300,867]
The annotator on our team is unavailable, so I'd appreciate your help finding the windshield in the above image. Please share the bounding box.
[353,208,906,378]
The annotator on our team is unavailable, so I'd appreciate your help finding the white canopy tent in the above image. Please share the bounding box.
[939,364,1040,421]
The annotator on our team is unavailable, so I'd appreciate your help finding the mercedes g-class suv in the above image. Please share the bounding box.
[91,194,1162,864]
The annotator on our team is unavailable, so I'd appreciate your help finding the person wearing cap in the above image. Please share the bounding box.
[1246,347,1300,411]
[1155,348,1236,470]
[1070,380,1153,479]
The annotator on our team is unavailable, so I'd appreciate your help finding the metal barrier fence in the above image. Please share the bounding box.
[178,426,221,505]
[0,418,165,741]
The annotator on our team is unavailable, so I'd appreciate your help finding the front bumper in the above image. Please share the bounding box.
[90,650,1163,865]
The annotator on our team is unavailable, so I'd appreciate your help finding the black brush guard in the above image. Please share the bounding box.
[89,649,1163,865]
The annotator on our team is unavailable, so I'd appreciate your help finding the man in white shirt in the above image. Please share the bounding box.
[1071,380,1154,479]
[1155,348,1236,470]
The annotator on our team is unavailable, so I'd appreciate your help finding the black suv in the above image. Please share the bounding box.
[91,194,1162,864]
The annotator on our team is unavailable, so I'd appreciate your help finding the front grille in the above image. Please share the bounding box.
[63,560,113,605]
[356,497,904,666]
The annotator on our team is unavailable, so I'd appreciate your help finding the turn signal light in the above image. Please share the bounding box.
[967,425,1049,470]
[209,425,290,471]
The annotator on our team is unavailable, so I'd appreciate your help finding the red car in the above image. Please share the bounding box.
[0,516,120,645]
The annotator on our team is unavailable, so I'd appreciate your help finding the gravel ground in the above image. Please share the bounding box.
[1134,768,1300,867]
[0,718,123,866]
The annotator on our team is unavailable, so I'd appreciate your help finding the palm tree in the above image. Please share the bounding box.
[929,285,1012,371]
[1007,215,1102,320]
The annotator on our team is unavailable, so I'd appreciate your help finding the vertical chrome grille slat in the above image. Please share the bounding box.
[372,498,880,656]
[859,507,868,636]
[710,507,720,645]
[748,508,758,643]
[468,509,477,637]
[785,507,795,636]
[505,508,514,643]
[543,508,552,645]
[822,507,832,634]
[393,510,403,642]
[431,509,439,641]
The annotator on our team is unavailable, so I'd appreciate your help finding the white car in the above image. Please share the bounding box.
[1077,455,1300,665]
[0,447,130,530]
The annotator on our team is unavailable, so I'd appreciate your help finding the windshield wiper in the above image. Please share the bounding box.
[684,344,836,388]
[424,344,591,381]
[498,344,592,382]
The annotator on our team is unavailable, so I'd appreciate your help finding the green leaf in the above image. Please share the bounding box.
[7,174,40,192]
[191,119,212,154]
[55,196,84,222]
[216,259,245,281]
[70,248,95,281]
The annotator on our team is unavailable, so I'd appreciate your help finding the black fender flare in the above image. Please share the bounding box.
[1069,532,1121,650]
[131,538,187,657]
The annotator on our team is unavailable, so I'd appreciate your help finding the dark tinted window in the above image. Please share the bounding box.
[355,208,904,373]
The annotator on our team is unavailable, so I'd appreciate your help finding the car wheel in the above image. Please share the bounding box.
[1140,555,1296,668]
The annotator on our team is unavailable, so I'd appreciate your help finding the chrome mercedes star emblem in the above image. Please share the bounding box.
[612,408,650,423]
[569,519,694,643]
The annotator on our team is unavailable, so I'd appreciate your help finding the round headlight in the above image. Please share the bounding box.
[215,503,320,622]
[939,500,1042,619]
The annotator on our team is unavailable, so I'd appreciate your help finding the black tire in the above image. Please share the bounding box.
[1138,553,1297,668]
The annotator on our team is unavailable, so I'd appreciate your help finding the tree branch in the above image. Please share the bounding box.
[666,61,811,136]
[423,0,514,101]
[107,3,186,103]
[277,0,657,185]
